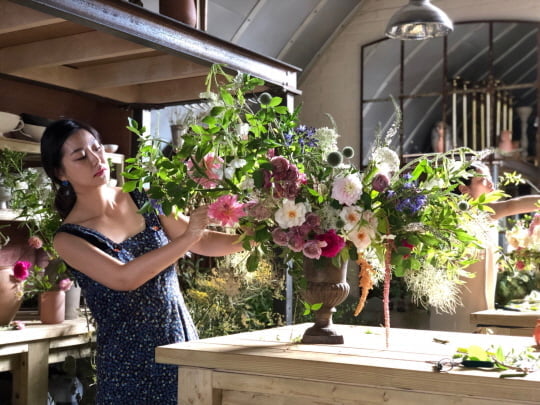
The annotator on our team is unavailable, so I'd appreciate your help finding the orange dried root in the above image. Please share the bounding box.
[353,253,375,316]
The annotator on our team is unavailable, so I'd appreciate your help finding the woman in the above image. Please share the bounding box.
[430,161,540,332]
[40,119,244,404]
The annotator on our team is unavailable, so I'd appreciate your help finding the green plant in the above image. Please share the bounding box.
[11,167,61,258]
[453,345,539,378]
[0,149,25,188]
[181,252,284,338]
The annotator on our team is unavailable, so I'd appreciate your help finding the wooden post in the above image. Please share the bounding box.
[12,341,49,405]
[179,367,221,405]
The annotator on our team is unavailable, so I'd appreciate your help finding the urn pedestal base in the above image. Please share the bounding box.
[301,258,350,344]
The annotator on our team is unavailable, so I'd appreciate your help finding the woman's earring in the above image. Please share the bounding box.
[61,180,69,187]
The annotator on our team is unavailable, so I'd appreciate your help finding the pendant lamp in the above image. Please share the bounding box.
[385,0,453,40]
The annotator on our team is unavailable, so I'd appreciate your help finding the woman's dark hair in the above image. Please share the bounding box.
[41,119,101,219]
[453,161,488,194]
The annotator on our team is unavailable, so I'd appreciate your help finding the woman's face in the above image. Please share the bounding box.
[460,166,494,199]
[58,129,109,188]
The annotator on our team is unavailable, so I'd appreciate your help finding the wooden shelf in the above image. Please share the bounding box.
[0,209,23,222]
[0,137,40,154]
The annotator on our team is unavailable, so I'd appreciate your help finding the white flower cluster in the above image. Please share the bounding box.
[506,215,540,252]
[313,127,339,157]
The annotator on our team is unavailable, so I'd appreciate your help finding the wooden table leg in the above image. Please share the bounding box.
[12,341,50,405]
[178,367,221,405]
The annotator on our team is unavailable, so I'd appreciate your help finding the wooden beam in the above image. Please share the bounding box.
[0,30,150,73]
[10,55,209,98]
[94,76,209,105]
[0,0,63,34]
[77,55,209,90]
[10,0,300,94]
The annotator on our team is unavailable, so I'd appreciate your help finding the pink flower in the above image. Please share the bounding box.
[186,153,224,189]
[271,228,289,246]
[245,201,272,220]
[13,261,31,281]
[331,174,363,206]
[208,195,246,227]
[270,156,290,173]
[302,239,327,260]
[348,226,372,251]
[288,233,305,252]
[28,236,43,249]
[58,278,73,291]
[372,173,390,192]
[316,229,346,258]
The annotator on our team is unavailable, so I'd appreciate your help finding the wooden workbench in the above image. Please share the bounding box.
[156,323,540,405]
[471,309,539,336]
[0,318,93,405]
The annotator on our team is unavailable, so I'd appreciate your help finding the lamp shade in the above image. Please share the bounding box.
[385,0,453,40]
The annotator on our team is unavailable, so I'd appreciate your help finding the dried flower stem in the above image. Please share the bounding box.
[354,253,374,316]
[383,240,394,348]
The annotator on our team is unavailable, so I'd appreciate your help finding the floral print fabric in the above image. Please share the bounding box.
[57,189,198,404]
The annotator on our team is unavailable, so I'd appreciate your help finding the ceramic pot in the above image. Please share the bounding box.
[301,258,350,344]
[0,266,23,325]
[40,290,65,324]
[64,283,81,320]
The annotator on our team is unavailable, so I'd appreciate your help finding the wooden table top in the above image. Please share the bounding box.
[0,318,90,347]
[156,324,540,403]
[471,309,540,328]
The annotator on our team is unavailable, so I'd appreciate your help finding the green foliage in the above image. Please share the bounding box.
[0,148,62,257]
[454,345,539,376]
[180,252,284,338]
[22,261,69,297]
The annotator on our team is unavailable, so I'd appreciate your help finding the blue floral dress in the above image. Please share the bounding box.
[57,189,198,404]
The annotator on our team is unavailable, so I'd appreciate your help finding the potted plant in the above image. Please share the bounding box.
[6,153,81,319]
[13,259,72,324]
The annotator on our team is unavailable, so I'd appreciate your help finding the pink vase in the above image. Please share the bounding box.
[39,291,65,324]
[0,266,23,326]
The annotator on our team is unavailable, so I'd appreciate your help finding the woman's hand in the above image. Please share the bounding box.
[185,206,210,242]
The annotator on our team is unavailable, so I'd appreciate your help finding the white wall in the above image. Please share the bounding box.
[298,0,540,157]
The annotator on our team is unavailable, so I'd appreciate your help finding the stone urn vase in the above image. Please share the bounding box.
[301,258,350,344]
[39,290,65,324]
[0,266,23,325]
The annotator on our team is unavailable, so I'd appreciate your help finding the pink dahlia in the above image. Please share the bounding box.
[315,229,346,258]
[208,195,246,227]
[331,174,363,206]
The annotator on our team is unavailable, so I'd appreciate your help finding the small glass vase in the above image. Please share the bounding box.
[39,290,65,324]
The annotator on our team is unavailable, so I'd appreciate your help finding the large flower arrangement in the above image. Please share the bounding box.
[496,214,540,306]
[124,64,496,341]
[505,214,540,272]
